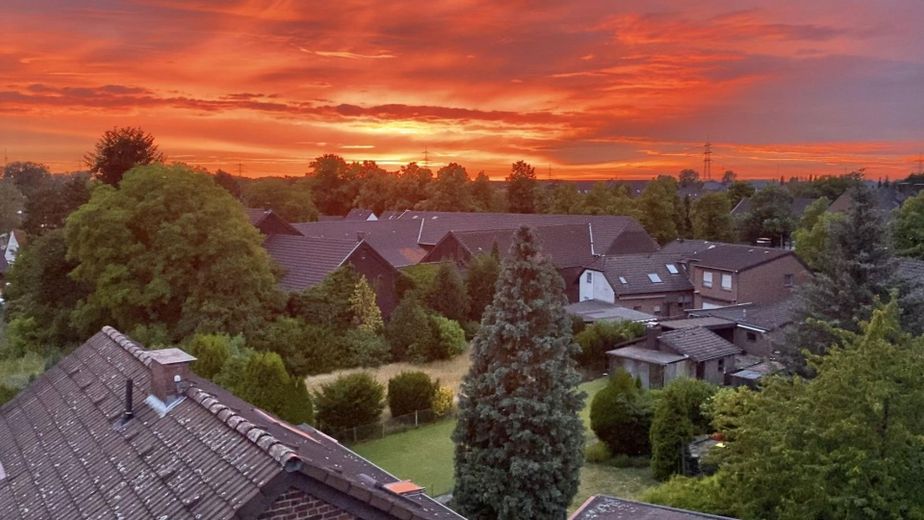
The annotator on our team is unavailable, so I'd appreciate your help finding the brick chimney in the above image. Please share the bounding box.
[645,324,662,350]
[147,348,196,406]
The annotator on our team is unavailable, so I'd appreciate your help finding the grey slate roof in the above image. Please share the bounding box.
[688,298,797,332]
[571,495,737,519]
[0,327,460,520]
[659,327,741,362]
[292,219,426,267]
[672,242,794,273]
[384,210,658,254]
[262,235,359,292]
[344,208,376,221]
[607,346,687,365]
[586,253,694,296]
[428,224,595,268]
[659,317,737,330]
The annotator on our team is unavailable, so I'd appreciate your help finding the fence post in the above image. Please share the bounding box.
[414,410,419,427]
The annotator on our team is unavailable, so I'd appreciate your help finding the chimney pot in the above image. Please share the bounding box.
[147,348,196,405]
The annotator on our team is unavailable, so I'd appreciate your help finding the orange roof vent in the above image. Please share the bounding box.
[383,480,424,495]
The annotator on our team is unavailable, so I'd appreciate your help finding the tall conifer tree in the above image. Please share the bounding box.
[453,226,584,519]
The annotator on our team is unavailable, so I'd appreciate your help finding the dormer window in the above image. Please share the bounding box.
[665,264,679,274]
[647,273,663,283]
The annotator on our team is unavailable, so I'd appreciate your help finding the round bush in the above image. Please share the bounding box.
[590,369,652,456]
[314,372,385,433]
[431,386,455,417]
[387,371,438,417]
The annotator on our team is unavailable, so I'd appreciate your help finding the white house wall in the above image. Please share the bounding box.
[579,269,616,303]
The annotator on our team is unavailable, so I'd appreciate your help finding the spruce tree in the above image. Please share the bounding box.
[453,226,585,519]
[425,261,468,322]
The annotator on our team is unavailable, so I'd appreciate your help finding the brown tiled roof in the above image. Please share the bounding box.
[671,242,795,273]
[659,327,741,362]
[0,327,461,519]
[586,253,693,296]
[387,210,658,254]
[570,495,737,519]
[427,224,595,268]
[292,220,426,267]
[262,235,360,292]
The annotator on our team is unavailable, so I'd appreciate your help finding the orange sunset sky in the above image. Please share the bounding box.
[2,0,923,179]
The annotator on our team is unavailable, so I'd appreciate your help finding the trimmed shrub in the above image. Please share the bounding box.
[642,475,729,517]
[408,315,467,362]
[574,320,645,369]
[387,371,439,417]
[343,329,390,368]
[236,351,314,425]
[431,386,455,417]
[386,297,432,360]
[650,378,718,480]
[590,369,653,455]
[314,373,385,432]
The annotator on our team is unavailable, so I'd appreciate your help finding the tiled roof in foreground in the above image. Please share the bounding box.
[570,495,737,520]
[0,327,460,520]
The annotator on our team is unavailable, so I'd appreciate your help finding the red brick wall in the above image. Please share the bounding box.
[257,487,356,520]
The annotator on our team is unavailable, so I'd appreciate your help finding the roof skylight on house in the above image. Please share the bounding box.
[619,276,628,284]
[665,264,679,274]
[647,273,663,283]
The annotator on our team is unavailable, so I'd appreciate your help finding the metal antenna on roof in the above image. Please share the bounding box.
[123,379,134,422]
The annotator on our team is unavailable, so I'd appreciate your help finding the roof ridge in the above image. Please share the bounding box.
[99,326,303,473]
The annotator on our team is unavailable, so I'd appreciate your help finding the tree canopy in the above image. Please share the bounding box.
[84,127,164,185]
[893,191,924,259]
[65,163,282,342]
[691,192,733,241]
[639,176,680,244]
[506,160,538,213]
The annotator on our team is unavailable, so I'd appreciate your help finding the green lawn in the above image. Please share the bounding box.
[353,377,657,508]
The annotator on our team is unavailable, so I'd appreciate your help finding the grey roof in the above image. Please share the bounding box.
[672,242,795,273]
[384,210,658,254]
[606,346,687,365]
[586,253,694,296]
[565,300,657,323]
[344,208,376,221]
[659,327,741,362]
[659,317,737,330]
[0,327,460,520]
[688,298,797,332]
[659,239,715,257]
[292,219,426,267]
[570,495,737,520]
[427,224,595,268]
[828,187,902,214]
[262,235,359,292]
[243,208,303,236]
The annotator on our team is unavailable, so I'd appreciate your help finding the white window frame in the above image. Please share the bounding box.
[721,273,732,291]
[665,264,679,274]
[647,273,663,283]
[703,271,713,288]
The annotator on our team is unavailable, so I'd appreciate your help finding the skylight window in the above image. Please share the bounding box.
[647,273,663,283]
[619,276,628,284]
[665,264,679,274]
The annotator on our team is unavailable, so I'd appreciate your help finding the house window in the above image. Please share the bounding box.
[703,271,713,288]
[718,357,726,373]
[721,274,732,291]
[653,305,662,316]
[633,306,642,311]
[665,264,679,274]
[586,272,592,283]
[784,274,794,287]
[746,331,757,342]
[647,273,663,283]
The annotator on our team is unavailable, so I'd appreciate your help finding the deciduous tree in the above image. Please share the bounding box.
[453,226,585,519]
[691,192,734,241]
[506,160,537,213]
[465,252,500,322]
[242,177,318,222]
[639,176,680,244]
[893,191,924,259]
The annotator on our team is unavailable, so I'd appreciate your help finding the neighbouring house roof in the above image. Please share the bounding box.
[659,316,737,330]
[828,187,902,214]
[570,495,737,520]
[292,219,427,268]
[585,253,694,296]
[688,298,797,332]
[423,223,596,268]
[383,210,658,254]
[606,345,688,365]
[673,242,795,273]
[243,208,303,236]
[263,235,360,292]
[659,327,741,362]
[565,300,657,323]
[0,327,459,520]
[344,208,377,221]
